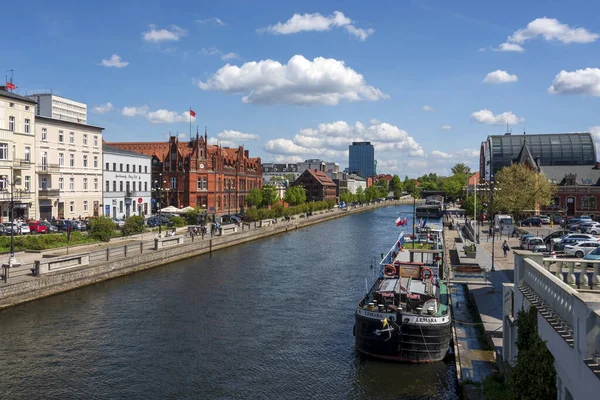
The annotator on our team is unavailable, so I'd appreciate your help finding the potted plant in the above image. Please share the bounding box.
[464,243,477,258]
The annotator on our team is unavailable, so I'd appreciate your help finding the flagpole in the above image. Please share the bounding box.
[189,106,192,140]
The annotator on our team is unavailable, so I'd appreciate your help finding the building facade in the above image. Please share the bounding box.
[292,169,337,202]
[297,159,340,180]
[0,88,37,222]
[337,173,367,194]
[349,141,375,178]
[103,144,152,219]
[109,133,262,214]
[262,162,299,183]
[27,94,87,124]
[35,116,103,220]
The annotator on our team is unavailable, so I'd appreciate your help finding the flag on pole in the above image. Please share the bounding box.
[189,109,196,117]
[395,216,402,226]
[6,82,15,90]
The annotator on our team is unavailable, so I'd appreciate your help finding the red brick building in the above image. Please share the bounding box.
[109,132,262,214]
[293,169,337,202]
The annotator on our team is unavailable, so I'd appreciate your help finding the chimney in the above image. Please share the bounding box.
[244,150,249,158]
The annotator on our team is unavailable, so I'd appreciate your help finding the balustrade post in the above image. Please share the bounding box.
[124,245,127,258]
[567,262,577,287]
[580,262,589,289]
[555,261,564,280]
[140,242,143,254]
[591,263,600,290]
[543,260,552,271]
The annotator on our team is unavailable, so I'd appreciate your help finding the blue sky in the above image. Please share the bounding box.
[3,0,600,176]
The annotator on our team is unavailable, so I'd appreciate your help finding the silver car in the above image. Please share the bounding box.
[564,241,600,258]
[581,222,600,235]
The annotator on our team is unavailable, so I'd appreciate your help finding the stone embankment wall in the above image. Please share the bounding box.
[0,201,415,309]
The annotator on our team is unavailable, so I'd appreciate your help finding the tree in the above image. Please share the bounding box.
[283,173,297,182]
[89,216,116,242]
[451,163,471,175]
[339,189,355,204]
[404,179,420,199]
[355,186,366,203]
[420,181,438,191]
[462,196,483,218]
[377,179,388,189]
[122,215,145,236]
[442,175,465,199]
[246,188,263,208]
[364,186,380,201]
[284,186,306,206]
[494,164,555,219]
[390,175,403,191]
[261,184,279,207]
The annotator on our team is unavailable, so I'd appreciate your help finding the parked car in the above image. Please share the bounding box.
[580,215,593,221]
[4,222,31,234]
[28,221,48,234]
[583,247,600,261]
[71,220,86,231]
[543,230,569,250]
[552,215,565,225]
[564,240,600,258]
[523,237,545,251]
[520,217,542,227]
[558,233,598,250]
[40,221,59,233]
[112,219,125,229]
[579,222,600,234]
[519,234,536,249]
[54,220,82,232]
[537,215,551,224]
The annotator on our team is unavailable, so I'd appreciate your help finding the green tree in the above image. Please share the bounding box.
[284,186,306,206]
[451,163,471,175]
[89,216,117,242]
[283,173,297,182]
[122,215,145,236]
[355,186,366,203]
[261,184,279,207]
[246,188,263,208]
[461,196,483,217]
[377,178,388,189]
[420,181,438,191]
[390,175,403,191]
[494,164,555,220]
[404,179,420,199]
[442,175,465,199]
[339,189,355,204]
[364,186,379,201]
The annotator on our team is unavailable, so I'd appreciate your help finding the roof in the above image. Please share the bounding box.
[541,165,600,186]
[467,172,480,185]
[36,115,104,130]
[302,169,337,187]
[103,143,151,158]
[346,174,366,181]
[0,89,37,104]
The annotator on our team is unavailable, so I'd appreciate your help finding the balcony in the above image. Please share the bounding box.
[13,159,32,169]
[38,188,60,198]
[36,164,60,173]
[0,189,32,201]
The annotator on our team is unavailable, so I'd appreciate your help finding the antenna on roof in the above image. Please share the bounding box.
[523,128,526,135]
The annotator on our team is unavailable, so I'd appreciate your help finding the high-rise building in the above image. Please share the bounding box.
[27,93,87,124]
[349,142,375,178]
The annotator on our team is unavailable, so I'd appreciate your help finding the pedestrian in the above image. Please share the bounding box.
[502,240,510,257]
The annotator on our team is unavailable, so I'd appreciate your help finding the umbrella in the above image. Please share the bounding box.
[160,206,181,213]
[179,206,196,213]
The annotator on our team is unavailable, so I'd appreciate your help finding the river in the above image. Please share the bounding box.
[0,205,458,399]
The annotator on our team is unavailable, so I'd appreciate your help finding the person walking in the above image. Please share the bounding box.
[502,240,510,257]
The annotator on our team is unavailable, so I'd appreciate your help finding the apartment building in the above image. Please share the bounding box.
[35,116,103,219]
[0,87,37,222]
[103,143,152,219]
[27,93,87,124]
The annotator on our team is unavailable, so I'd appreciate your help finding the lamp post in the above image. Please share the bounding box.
[2,167,23,282]
[490,175,495,272]
[152,173,164,237]
[227,179,231,215]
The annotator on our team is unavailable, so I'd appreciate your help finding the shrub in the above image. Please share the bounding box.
[122,215,145,236]
[89,216,117,242]
[170,216,186,227]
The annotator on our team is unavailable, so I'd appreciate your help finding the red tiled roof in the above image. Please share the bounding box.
[304,169,337,187]
[468,172,480,185]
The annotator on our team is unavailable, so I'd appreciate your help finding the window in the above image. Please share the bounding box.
[126,182,130,193]
[69,177,74,191]
[126,164,130,172]
[0,143,7,160]
[133,181,136,191]
[120,163,123,172]
[197,178,202,190]
[9,102,14,108]
[144,182,147,191]
[25,105,29,111]
[139,165,141,173]
[132,165,136,173]
[203,177,208,190]
[120,181,123,192]
[119,201,123,213]
[113,181,116,191]
[83,155,88,168]
[59,153,64,166]
[106,181,110,192]
[42,128,47,140]
[24,119,30,133]
[59,131,64,142]
[83,134,88,145]
[83,201,88,212]
[69,132,75,144]
[170,176,177,189]
[83,177,88,190]
[106,162,109,171]
[8,116,14,131]
[59,177,64,190]
[40,177,47,190]
[94,136,98,147]
[582,196,597,210]
[0,177,5,191]
[113,162,116,171]
[70,153,75,167]
[24,176,30,191]
[41,152,47,170]
[94,178,98,190]
[70,201,75,213]
[24,147,30,161]
[145,166,148,173]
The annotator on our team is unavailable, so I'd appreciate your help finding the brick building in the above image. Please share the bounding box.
[109,132,262,214]
[293,169,337,202]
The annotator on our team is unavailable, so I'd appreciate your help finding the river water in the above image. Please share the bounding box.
[0,205,458,400]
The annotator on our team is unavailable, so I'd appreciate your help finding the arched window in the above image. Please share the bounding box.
[553,196,560,207]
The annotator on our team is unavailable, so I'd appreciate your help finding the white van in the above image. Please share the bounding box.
[495,215,514,235]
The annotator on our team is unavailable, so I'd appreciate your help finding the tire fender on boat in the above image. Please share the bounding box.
[421,267,433,280]
[384,264,397,277]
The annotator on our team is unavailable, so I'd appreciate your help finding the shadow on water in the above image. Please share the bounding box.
[0,205,458,399]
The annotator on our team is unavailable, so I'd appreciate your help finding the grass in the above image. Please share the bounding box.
[0,230,122,253]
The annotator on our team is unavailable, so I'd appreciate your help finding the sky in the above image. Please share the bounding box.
[2,0,600,177]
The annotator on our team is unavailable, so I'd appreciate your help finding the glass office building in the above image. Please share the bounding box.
[349,142,375,178]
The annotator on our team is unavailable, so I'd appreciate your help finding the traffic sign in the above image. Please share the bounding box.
[138,198,143,204]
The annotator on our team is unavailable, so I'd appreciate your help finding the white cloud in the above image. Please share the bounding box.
[494,42,525,52]
[121,105,196,124]
[548,68,600,96]
[142,24,187,43]
[201,47,239,61]
[271,155,304,163]
[454,148,480,158]
[92,102,114,114]
[431,150,453,159]
[509,17,598,45]
[208,137,238,148]
[198,55,388,105]
[430,148,479,160]
[216,130,259,141]
[471,109,524,125]
[258,11,374,41]
[483,70,518,83]
[422,105,435,112]
[441,124,452,130]
[196,17,225,26]
[100,54,129,68]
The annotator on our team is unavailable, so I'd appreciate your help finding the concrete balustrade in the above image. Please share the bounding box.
[542,258,600,291]
[220,224,237,235]
[35,253,91,275]
[154,235,185,250]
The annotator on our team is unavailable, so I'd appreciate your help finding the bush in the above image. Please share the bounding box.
[170,216,186,227]
[89,216,117,242]
[0,231,95,252]
[122,216,145,236]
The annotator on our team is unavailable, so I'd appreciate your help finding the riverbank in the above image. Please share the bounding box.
[0,199,418,310]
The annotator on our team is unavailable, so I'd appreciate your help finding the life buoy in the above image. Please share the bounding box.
[421,267,433,280]
[384,264,397,277]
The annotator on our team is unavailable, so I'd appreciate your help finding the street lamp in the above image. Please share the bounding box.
[490,175,495,272]
[152,173,165,237]
[2,167,23,282]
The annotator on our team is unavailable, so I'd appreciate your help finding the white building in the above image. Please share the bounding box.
[103,144,152,219]
[504,251,600,399]
[0,88,37,222]
[35,116,103,219]
[338,173,367,194]
[27,93,87,124]
[297,159,340,180]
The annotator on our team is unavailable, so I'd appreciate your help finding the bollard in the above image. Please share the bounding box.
[140,242,143,254]
[124,245,127,258]
[106,247,110,261]
[209,239,212,254]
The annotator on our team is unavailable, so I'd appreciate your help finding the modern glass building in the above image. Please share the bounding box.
[480,133,596,181]
[349,142,375,178]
